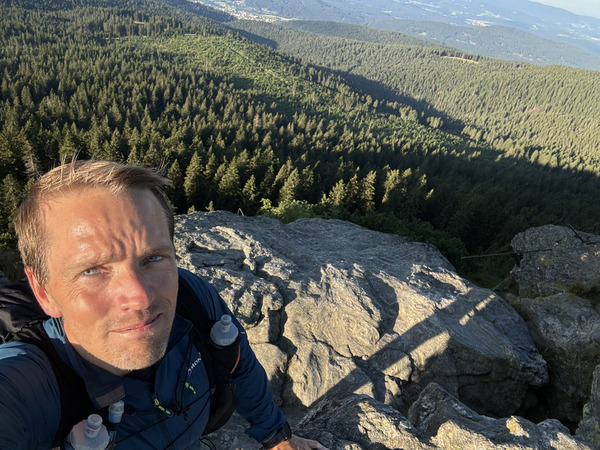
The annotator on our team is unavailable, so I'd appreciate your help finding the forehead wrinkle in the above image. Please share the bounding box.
[66,210,164,270]
[44,188,169,269]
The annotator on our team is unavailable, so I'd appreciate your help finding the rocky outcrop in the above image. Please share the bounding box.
[174,211,547,419]
[510,294,600,427]
[506,226,600,428]
[296,394,435,450]
[578,365,600,448]
[510,225,600,299]
[408,383,595,450]
[247,385,595,450]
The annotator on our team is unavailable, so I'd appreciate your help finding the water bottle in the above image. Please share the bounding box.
[106,401,125,450]
[210,315,239,348]
[65,414,109,450]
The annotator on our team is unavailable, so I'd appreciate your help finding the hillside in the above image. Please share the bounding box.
[2,0,600,287]
[197,0,600,58]
[282,21,441,49]
[282,20,600,71]
[231,20,600,174]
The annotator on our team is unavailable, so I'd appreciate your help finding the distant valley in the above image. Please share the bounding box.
[280,20,600,70]
[197,0,600,69]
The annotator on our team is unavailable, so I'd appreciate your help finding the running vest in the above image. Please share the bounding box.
[0,275,240,447]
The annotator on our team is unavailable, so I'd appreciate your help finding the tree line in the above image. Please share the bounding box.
[232,20,600,175]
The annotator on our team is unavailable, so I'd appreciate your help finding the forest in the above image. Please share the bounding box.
[233,20,600,174]
[283,20,600,71]
[1,0,600,287]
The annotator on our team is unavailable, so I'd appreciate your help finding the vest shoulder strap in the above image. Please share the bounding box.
[0,279,95,447]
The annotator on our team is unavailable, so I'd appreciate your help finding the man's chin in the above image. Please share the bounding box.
[105,314,174,371]
[102,344,168,373]
[66,314,174,374]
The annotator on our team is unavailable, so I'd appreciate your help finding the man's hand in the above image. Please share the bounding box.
[271,434,329,450]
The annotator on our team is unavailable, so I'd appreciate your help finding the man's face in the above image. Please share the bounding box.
[28,188,178,375]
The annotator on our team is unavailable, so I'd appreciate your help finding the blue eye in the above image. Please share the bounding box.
[146,255,164,263]
[82,268,101,276]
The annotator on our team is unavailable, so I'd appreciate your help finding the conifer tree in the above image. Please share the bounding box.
[344,174,360,212]
[184,151,203,209]
[358,171,376,212]
[0,174,22,242]
[259,165,276,200]
[143,143,161,167]
[329,180,346,207]
[242,174,259,213]
[218,162,242,209]
[381,169,403,214]
[167,159,185,212]
[279,168,301,203]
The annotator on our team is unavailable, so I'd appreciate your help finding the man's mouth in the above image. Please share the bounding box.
[112,314,161,334]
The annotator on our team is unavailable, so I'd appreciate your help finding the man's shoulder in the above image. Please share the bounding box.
[0,339,61,409]
[178,268,216,296]
[0,340,58,386]
[0,339,50,362]
[0,341,61,449]
[178,268,223,318]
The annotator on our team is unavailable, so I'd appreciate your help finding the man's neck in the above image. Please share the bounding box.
[69,341,132,376]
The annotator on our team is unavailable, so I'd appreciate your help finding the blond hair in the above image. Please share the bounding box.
[13,160,173,286]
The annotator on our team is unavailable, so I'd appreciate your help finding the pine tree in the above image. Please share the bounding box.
[143,144,162,167]
[329,180,346,207]
[344,174,360,212]
[242,174,259,213]
[381,169,403,214]
[259,165,276,200]
[0,174,22,241]
[218,162,242,209]
[358,171,376,212]
[184,152,203,209]
[166,159,185,212]
[279,168,301,203]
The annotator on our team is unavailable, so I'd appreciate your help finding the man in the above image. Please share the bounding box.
[0,160,327,449]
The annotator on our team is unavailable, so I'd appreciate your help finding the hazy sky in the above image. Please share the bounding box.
[530,0,600,18]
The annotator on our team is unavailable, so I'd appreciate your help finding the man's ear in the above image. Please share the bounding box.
[25,267,63,318]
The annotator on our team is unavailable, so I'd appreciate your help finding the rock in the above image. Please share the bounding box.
[290,387,598,450]
[510,294,600,428]
[410,383,596,450]
[296,394,436,450]
[510,225,600,298]
[578,365,600,448]
[506,225,600,427]
[175,211,547,418]
[252,343,288,405]
[207,412,261,450]
[0,271,11,288]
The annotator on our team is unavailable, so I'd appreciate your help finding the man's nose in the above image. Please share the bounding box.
[117,268,155,310]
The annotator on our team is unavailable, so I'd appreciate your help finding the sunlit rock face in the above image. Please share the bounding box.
[175,211,547,419]
[510,224,600,299]
[506,225,600,428]
[408,383,595,450]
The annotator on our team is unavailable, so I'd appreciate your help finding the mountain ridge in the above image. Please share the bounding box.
[196,0,600,64]
[281,19,600,70]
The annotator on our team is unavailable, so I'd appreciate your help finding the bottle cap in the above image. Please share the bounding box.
[84,414,103,438]
[210,314,239,347]
[108,400,125,424]
[219,315,232,333]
